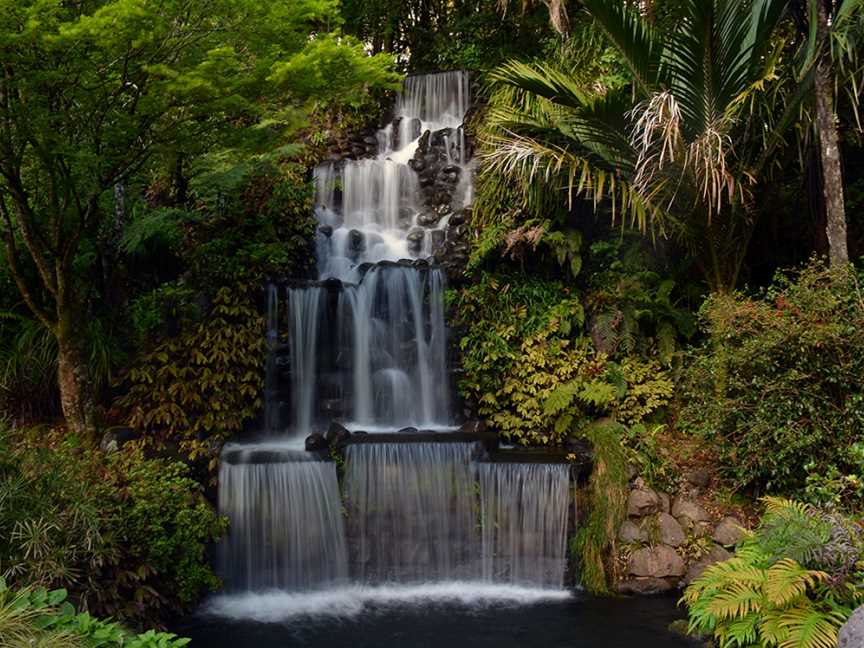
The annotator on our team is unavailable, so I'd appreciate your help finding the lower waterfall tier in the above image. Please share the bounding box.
[218,442,572,592]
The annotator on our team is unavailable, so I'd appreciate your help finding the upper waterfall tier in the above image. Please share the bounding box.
[314,70,473,282]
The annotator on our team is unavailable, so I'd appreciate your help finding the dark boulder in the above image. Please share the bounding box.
[305,433,329,452]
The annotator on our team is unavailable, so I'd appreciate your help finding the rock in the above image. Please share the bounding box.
[686,468,712,488]
[618,520,647,544]
[713,516,746,546]
[618,577,675,594]
[683,545,732,585]
[416,212,440,227]
[324,422,351,447]
[448,211,466,227]
[318,224,333,237]
[417,130,430,151]
[656,512,686,547]
[459,420,487,435]
[407,229,425,243]
[672,496,710,524]
[628,488,661,517]
[628,545,686,578]
[430,230,446,250]
[100,427,141,453]
[839,605,864,648]
[397,427,419,435]
[305,433,328,452]
[657,491,671,513]
[349,229,364,250]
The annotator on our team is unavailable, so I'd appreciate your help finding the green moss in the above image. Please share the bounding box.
[572,419,628,594]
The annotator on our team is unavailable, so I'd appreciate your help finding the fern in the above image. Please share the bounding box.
[682,498,860,648]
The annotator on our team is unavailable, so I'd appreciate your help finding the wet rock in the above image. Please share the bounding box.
[417,212,440,227]
[407,229,426,243]
[671,497,710,524]
[404,118,422,143]
[618,577,675,595]
[713,516,746,546]
[839,605,864,648]
[100,427,141,453]
[417,130,430,151]
[349,229,365,250]
[431,127,453,146]
[618,520,647,544]
[628,545,686,578]
[324,422,351,447]
[683,545,732,585]
[628,488,661,517]
[656,512,686,547]
[459,420,487,435]
[305,433,328,452]
[411,258,429,268]
[397,427,419,435]
[318,224,333,237]
[408,157,426,172]
[448,211,466,226]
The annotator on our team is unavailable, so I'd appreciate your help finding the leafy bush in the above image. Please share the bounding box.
[0,577,189,647]
[683,498,863,648]
[119,287,264,465]
[0,428,226,627]
[455,272,674,445]
[680,262,864,500]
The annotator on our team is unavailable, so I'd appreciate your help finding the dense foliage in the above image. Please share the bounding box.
[684,498,864,648]
[681,262,864,504]
[0,577,189,648]
[0,427,225,626]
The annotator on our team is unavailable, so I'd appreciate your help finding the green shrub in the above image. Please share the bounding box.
[0,577,189,648]
[683,497,863,648]
[0,428,226,627]
[455,272,674,445]
[680,261,864,500]
[120,286,264,465]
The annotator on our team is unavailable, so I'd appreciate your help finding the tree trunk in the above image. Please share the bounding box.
[56,309,96,439]
[814,2,849,268]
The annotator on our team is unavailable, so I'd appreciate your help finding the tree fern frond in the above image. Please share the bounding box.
[777,604,845,648]
[764,559,828,607]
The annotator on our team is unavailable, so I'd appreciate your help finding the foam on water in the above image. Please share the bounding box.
[204,583,572,622]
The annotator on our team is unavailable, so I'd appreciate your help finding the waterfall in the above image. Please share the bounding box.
[214,71,576,612]
[218,453,349,592]
[476,463,571,588]
[343,443,478,583]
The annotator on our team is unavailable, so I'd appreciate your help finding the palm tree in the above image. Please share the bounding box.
[481,0,805,292]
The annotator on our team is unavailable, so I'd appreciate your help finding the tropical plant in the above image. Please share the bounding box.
[683,497,863,648]
[0,577,190,648]
[0,426,226,626]
[481,0,804,292]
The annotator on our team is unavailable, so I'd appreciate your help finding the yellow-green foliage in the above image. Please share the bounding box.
[456,272,674,446]
[613,357,675,425]
[683,498,863,648]
[120,287,264,465]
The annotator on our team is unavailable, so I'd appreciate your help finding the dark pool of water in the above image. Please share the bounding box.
[176,591,694,647]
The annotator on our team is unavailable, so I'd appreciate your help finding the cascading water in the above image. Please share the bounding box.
[213,72,576,617]
[343,443,478,582]
[218,451,348,591]
[476,463,571,588]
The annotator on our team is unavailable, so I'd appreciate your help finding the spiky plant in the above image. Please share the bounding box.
[481,0,808,292]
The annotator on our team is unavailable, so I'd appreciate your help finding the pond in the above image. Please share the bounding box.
[176,586,694,648]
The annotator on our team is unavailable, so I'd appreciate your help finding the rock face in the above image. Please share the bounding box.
[839,605,864,648]
[617,477,749,595]
[712,516,746,547]
[656,512,686,547]
[671,497,710,524]
[618,520,647,544]
[683,545,732,585]
[628,545,686,578]
[628,488,661,517]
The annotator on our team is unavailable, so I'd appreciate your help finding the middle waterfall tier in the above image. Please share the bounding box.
[268,264,451,435]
